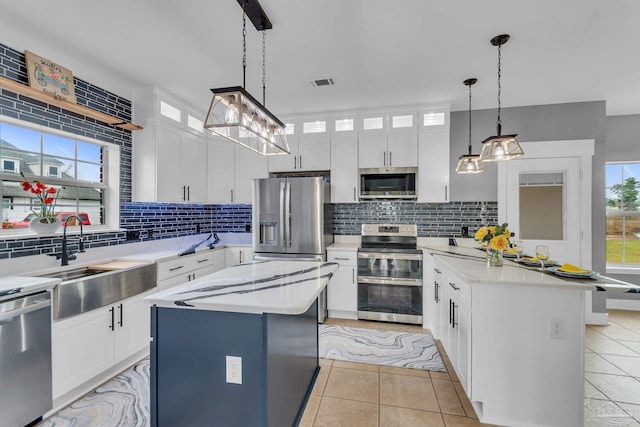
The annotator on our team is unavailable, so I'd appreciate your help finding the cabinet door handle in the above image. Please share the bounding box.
[449,282,459,291]
[294,156,297,169]
[197,258,210,263]
[118,303,123,327]
[353,186,356,201]
[169,265,184,272]
[445,185,448,201]
[333,257,350,261]
[383,152,386,166]
[434,268,441,274]
[109,307,115,331]
[231,189,234,203]
[299,155,302,169]
[389,151,392,166]
[193,272,196,280]
[352,267,355,284]
[187,186,190,201]
[239,250,243,264]
[182,186,186,201]
[434,281,439,302]
[452,302,458,328]
[449,299,453,325]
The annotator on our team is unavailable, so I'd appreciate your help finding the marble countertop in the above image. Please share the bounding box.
[145,260,338,315]
[326,242,360,251]
[0,276,61,301]
[423,244,640,293]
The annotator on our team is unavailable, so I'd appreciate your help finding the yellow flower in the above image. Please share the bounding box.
[475,227,489,241]
[488,226,496,235]
[503,228,511,237]
[489,235,509,251]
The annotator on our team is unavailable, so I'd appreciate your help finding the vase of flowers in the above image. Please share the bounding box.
[20,173,63,234]
[475,223,513,267]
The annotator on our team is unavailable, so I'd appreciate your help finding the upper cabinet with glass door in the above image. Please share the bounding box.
[358,111,418,168]
[268,117,331,173]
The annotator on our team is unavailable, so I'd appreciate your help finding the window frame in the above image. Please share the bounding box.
[605,161,640,274]
[0,115,120,237]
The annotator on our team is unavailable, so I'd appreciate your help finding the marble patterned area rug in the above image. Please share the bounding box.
[40,358,150,427]
[319,325,446,372]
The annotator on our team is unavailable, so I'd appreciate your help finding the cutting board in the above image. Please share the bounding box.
[88,260,149,271]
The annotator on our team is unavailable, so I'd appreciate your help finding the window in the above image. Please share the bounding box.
[0,118,120,233]
[606,162,640,267]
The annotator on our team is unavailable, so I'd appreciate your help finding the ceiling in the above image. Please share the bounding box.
[1,1,639,118]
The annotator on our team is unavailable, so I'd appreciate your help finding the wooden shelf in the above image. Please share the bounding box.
[0,76,143,131]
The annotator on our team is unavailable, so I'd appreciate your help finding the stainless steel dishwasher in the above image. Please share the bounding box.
[0,290,52,427]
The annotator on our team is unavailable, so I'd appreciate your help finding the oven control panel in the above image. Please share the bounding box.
[361,223,417,237]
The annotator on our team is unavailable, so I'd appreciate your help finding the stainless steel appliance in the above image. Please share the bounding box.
[358,224,423,324]
[252,176,333,321]
[0,290,52,426]
[359,167,417,200]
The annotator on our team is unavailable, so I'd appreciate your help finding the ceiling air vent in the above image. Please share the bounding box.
[310,78,335,87]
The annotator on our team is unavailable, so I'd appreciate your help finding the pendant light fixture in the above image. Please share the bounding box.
[478,34,524,162]
[456,78,485,174]
[204,0,289,156]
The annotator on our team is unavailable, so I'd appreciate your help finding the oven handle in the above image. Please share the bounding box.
[358,276,422,286]
[357,252,423,261]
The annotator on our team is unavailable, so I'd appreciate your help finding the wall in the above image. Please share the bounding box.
[333,201,497,237]
[450,101,607,277]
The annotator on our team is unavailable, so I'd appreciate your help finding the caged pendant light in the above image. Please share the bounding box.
[478,34,524,162]
[204,0,290,156]
[456,78,485,174]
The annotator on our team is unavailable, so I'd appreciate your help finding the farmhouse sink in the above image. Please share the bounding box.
[31,260,157,320]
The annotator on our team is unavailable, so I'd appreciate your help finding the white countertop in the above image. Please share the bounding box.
[0,276,60,300]
[327,242,359,251]
[145,260,339,315]
[422,244,640,292]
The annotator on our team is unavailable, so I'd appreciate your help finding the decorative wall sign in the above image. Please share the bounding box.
[24,50,76,103]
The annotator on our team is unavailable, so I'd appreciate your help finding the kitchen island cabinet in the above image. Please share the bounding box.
[145,260,338,427]
[423,247,595,426]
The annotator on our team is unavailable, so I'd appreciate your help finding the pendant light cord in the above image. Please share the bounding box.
[242,2,247,89]
[262,30,266,106]
[468,83,473,155]
[496,43,502,136]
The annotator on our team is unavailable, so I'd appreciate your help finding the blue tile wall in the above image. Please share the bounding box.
[333,201,498,237]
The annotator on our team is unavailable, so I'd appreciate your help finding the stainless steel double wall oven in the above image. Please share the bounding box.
[357,224,423,324]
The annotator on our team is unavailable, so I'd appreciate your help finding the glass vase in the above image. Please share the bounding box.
[486,247,504,267]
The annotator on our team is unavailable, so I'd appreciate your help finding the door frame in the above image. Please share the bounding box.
[497,139,594,268]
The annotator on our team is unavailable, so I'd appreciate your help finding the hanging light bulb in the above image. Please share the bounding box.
[456,78,485,174]
[204,0,289,156]
[479,34,524,162]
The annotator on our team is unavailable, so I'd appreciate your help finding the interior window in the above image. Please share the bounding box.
[606,162,640,266]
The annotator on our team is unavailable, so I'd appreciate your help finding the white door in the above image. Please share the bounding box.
[156,125,183,202]
[207,138,236,204]
[331,135,359,203]
[503,157,582,266]
[181,134,207,202]
[418,130,449,202]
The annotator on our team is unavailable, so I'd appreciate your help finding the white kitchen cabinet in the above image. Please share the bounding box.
[418,130,450,202]
[330,114,359,203]
[326,249,358,319]
[52,288,156,399]
[133,87,208,203]
[358,111,418,168]
[268,117,331,173]
[156,249,225,291]
[226,246,253,267]
[207,136,269,204]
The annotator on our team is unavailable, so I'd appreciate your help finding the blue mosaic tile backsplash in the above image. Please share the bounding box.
[0,42,496,260]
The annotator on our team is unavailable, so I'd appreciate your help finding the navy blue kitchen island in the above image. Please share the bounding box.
[145,261,338,427]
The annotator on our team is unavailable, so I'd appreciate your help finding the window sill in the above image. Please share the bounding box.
[606,266,640,275]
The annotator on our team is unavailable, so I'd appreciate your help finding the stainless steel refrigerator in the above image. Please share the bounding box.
[252,176,333,321]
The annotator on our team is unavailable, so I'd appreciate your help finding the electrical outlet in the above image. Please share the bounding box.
[550,319,565,339]
[146,229,154,239]
[196,224,201,233]
[461,226,469,237]
[226,355,242,384]
[125,230,140,241]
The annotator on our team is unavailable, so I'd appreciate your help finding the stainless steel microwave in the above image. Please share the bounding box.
[359,167,418,200]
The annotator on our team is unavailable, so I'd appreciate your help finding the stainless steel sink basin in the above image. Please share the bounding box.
[32,260,157,320]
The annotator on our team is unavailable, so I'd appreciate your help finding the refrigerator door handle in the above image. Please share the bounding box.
[285,182,292,247]
[279,182,286,248]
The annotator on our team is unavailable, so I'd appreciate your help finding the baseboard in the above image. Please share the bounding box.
[607,298,640,311]
[586,311,609,325]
